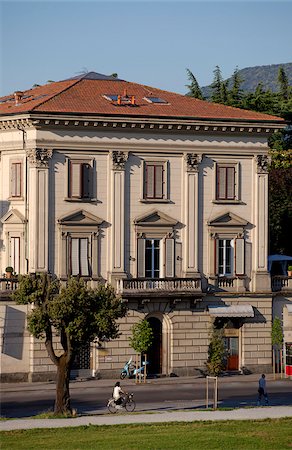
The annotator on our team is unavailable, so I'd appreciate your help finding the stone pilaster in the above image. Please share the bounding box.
[253,155,270,292]
[26,148,52,273]
[183,153,202,276]
[109,151,128,284]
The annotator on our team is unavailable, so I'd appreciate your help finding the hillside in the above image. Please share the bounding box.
[201,62,292,98]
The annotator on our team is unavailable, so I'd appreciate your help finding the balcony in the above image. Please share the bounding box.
[208,276,247,293]
[117,277,202,297]
[272,276,292,292]
[0,278,19,299]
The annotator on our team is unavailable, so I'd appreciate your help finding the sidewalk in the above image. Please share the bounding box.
[1,406,292,431]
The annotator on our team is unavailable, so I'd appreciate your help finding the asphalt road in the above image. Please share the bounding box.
[1,376,292,418]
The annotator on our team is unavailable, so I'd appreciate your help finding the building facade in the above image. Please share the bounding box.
[1,72,291,381]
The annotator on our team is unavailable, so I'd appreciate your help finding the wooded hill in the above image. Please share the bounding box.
[200,63,292,98]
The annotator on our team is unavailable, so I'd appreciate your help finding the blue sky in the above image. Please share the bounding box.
[0,1,291,96]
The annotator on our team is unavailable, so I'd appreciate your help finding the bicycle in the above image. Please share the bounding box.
[107,392,136,413]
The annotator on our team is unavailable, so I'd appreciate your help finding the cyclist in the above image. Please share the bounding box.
[113,381,126,408]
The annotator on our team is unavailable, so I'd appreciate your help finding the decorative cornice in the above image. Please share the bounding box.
[111,151,128,170]
[185,153,203,172]
[0,115,285,134]
[26,148,53,168]
[255,154,270,174]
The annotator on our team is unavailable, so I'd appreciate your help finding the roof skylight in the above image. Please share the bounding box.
[103,94,118,101]
[144,96,168,104]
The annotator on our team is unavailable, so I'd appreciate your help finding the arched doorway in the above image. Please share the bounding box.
[147,317,162,375]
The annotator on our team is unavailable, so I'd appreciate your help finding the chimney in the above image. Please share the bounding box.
[131,95,136,105]
[14,91,23,105]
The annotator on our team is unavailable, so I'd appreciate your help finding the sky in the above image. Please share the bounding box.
[0,1,291,97]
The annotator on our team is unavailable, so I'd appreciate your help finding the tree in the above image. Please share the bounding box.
[205,323,226,376]
[185,68,204,99]
[278,67,289,102]
[228,66,244,106]
[271,316,284,375]
[211,65,224,103]
[129,319,153,382]
[12,274,126,414]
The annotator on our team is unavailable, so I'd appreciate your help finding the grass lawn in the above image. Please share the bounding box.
[1,418,292,449]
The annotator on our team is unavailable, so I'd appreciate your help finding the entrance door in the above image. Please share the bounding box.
[224,337,239,370]
[147,317,162,375]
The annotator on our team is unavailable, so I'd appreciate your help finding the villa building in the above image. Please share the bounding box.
[0,72,291,381]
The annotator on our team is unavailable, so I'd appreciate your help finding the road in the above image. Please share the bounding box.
[1,375,291,418]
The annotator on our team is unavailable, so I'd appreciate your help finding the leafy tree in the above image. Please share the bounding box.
[12,274,126,414]
[129,319,153,381]
[205,323,226,376]
[211,65,224,103]
[129,319,153,354]
[186,68,204,99]
[271,316,283,350]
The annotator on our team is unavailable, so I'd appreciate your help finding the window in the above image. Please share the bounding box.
[143,161,168,200]
[218,239,233,276]
[69,237,89,276]
[10,162,22,198]
[216,165,235,200]
[10,236,20,275]
[144,97,168,104]
[137,237,174,278]
[68,160,92,199]
[145,239,160,278]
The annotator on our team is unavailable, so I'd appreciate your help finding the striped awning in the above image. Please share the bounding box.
[208,304,254,318]
[286,304,292,315]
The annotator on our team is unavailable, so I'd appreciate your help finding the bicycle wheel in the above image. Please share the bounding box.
[125,400,136,412]
[108,399,117,413]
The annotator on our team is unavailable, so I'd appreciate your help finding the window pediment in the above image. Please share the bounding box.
[1,208,26,224]
[208,212,248,228]
[134,210,178,227]
[58,209,104,226]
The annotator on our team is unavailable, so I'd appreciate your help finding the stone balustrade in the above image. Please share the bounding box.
[117,277,201,296]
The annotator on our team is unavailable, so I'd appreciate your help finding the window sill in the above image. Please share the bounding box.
[140,198,170,203]
[212,200,244,205]
[64,197,98,203]
[8,196,24,201]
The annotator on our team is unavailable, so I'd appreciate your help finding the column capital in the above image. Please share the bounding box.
[255,154,270,174]
[185,153,202,172]
[26,148,53,168]
[111,151,128,170]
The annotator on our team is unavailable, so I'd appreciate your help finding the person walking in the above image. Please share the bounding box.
[257,374,269,406]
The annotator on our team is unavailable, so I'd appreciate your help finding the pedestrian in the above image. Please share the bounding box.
[257,374,269,406]
[112,381,126,408]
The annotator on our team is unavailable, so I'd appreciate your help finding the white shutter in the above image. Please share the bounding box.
[71,238,79,275]
[235,238,245,275]
[10,237,20,274]
[80,238,89,276]
[137,238,145,277]
[165,238,175,278]
[70,162,81,198]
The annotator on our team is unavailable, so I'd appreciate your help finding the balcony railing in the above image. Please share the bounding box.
[0,277,19,294]
[208,276,247,292]
[272,276,292,292]
[117,277,201,296]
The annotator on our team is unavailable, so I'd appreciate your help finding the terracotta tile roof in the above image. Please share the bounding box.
[0,72,284,123]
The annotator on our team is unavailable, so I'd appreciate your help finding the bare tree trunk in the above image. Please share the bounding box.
[54,354,72,414]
